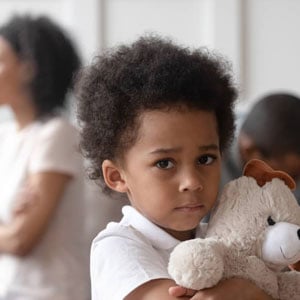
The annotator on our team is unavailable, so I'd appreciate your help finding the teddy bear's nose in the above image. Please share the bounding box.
[298,229,300,240]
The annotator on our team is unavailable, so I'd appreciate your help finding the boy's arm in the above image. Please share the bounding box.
[125,279,190,300]
[169,278,275,300]
[124,277,275,300]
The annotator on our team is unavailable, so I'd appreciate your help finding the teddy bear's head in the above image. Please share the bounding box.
[207,159,300,269]
[168,159,300,295]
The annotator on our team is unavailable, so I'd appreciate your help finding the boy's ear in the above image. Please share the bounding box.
[102,159,128,193]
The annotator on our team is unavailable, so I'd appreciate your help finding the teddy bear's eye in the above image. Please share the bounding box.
[267,216,276,226]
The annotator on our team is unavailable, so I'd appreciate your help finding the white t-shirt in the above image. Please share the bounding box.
[0,116,89,300]
[91,205,206,300]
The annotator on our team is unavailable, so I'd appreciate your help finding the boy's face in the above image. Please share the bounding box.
[111,108,221,241]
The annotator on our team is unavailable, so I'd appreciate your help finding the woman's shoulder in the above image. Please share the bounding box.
[0,121,16,134]
[40,116,77,135]
[35,116,79,146]
[0,122,17,145]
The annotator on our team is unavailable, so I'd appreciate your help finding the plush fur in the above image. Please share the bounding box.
[168,159,300,300]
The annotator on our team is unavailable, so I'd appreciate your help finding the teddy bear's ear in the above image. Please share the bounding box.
[243,159,296,190]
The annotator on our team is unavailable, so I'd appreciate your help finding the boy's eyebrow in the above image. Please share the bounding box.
[149,144,219,155]
[199,144,220,151]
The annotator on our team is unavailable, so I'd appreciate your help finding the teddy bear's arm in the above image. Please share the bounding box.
[277,271,300,300]
[168,238,224,290]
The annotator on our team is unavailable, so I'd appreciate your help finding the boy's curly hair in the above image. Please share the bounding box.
[76,36,237,189]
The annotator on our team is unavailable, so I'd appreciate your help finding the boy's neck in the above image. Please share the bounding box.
[164,227,196,241]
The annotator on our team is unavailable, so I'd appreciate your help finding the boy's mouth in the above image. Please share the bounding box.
[175,204,205,212]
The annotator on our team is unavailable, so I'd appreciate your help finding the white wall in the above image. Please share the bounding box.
[0,0,300,117]
[98,0,243,96]
[1,0,299,236]
[243,0,300,104]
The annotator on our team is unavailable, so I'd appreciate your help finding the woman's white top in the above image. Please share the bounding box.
[0,116,89,300]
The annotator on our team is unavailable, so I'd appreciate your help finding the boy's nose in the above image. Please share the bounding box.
[179,169,203,192]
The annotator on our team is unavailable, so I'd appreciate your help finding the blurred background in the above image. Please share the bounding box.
[0,0,299,120]
[0,2,299,296]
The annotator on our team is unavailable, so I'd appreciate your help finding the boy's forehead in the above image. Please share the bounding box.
[136,108,219,144]
[138,107,216,121]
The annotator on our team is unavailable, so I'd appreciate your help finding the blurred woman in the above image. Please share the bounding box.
[0,15,89,299]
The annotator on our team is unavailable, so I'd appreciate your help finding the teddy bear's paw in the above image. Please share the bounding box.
[278,271,300,300]
[168,238,224,290]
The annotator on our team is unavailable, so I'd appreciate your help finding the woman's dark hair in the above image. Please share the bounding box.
[76,36,237,190]
[241,93,300,157]
[0,15,81,117]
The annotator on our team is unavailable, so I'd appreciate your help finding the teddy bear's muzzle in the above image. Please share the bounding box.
[260,222,300,268]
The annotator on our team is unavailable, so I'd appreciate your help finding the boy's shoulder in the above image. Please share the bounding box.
[93,221,148,244]
[90,208,174,300]
[92,206,148,249]
[91,215,156,252]
[91,206,207,251]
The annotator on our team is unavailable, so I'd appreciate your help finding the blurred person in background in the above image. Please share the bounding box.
[222,93,300,205]
[0,15,89,299]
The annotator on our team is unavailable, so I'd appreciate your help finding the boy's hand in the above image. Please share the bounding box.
[289,261,300,271]
[169,286,196,297]
[168,278,274,299]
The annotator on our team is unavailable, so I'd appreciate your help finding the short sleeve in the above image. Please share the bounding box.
[28,118,83,176]
[91,230,171,300]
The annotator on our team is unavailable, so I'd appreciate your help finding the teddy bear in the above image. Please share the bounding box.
[168,159,300,300]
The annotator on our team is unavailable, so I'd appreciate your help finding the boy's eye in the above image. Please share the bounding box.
[156,159,174,169]
[198,155,215,165]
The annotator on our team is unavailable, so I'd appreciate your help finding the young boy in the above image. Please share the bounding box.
[76,36,274,299]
